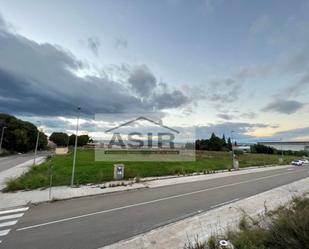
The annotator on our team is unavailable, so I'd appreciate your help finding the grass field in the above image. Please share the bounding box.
[5,149,297,191]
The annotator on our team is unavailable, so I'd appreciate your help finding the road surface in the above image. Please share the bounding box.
[1,165,309,249]
[0,151,51,173]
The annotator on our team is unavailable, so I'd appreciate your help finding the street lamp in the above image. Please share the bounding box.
[0,126,7,155]
[280,138,284,163]
[231,131,235,169]
[33,121,41,165]
[71,107,81,187]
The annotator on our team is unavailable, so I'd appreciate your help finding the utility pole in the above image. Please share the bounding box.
[0,126,7,155]
[71,107,81,187]
[33,121,41,165]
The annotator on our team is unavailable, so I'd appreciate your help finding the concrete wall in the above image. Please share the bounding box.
[55,147,69,155]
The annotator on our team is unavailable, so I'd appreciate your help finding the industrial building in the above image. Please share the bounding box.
[258,141,309,152]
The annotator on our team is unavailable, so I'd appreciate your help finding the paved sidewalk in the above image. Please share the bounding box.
[102,176,309,249]
[0,156,46,191]
[0,164,294,210]
[0,182,146,210]
[143,165,292,188]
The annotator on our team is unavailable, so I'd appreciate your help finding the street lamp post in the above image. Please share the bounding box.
[231,131,235,169]
[0,126,7,155]
[280,138,284,163]
[33,121,41,165]
[71,107,81,187]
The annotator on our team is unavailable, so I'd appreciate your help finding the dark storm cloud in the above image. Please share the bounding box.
[262,99,305,114]
[128,65,157,96]
[0,16,188,117]
[150,90,189,109]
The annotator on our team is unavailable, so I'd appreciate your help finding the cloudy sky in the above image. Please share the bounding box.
[0,0,309,142]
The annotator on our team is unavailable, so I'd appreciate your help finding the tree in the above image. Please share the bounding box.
[38,131,48,149]
[250,144,275,154]
[49,132,69,147]
[0,113,48,153]
[227,138,232,151]
[209,133,224,151]
[78,135,90,146]
[222,134,227,147]
[194,133,233,151]
[69,134,90,146]
[69,134,76,146]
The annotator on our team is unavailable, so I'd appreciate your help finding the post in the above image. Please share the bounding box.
[280,138,284,162]
[71,107,81,187]
[231,131,235,169]
[33,122,41,165]
[49,162,53,200]
[0,127,6,155]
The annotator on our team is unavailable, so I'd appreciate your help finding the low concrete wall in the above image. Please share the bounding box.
[55,147,68,155]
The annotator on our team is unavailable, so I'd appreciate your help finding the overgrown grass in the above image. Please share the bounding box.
[185,196,309,249]
[4,149,297,191]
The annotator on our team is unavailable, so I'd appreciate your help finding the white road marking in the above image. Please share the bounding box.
[17,169,306,232]
[0,213,24,221]
[0,207,29,216]
[0,207,29,243]
[0,220,18,228]
[210,198,240,209]
[0,229,10,236]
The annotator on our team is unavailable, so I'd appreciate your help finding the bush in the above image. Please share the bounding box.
[234,150,244,155]
[4,177,22,191]
[185,196,309,249]
[227,197,308,249]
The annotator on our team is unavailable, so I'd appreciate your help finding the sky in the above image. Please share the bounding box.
[0,0,309,142]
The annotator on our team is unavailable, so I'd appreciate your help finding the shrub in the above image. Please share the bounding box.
[135,175,141,183]
[234,150,244,155]
[4,177,22,192]
[184,196,309,249]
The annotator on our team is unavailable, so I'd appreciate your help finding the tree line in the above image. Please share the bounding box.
[250,144,309,156]
[0,113,48,153]
[186,133,235,151]
[49,132,91,147]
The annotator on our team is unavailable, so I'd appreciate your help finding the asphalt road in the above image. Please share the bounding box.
[0,151,51,173]
[2,165,309,249]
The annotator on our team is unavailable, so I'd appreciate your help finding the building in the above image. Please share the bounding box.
[258,141,309,152]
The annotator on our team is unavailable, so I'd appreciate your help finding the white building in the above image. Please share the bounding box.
[258,141,309,152]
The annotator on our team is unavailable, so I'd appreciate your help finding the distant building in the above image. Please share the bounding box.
[234,145,251,152]
[258,141,309,152]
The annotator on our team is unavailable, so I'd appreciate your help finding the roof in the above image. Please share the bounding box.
[258,141,309,145]
[105,116,180,134]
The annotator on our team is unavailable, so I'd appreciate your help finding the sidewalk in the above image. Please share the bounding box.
[0,156,46,191]
[0,164,294,210]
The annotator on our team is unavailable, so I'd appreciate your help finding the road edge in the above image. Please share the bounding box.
[101,176,309,249]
